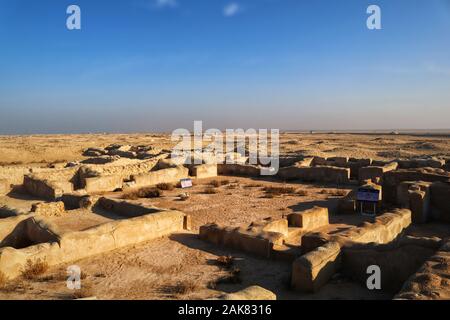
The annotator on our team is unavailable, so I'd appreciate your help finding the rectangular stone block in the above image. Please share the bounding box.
[24,175,73,200]
[84,174,123,193]
[291,241,341,292]
[278,166,350,184]
[132,166,189,188]
[287,207,329,231]
[192,164,218,179]
[359,162,398,184]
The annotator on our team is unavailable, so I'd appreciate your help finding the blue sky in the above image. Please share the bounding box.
[0,0,449,134]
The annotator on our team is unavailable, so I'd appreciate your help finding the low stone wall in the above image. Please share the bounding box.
[396,182,432,224]
[61,192,92,210]
[291,241,341,292]
[0,166,47,186]
[131,166,189,188]
[191,164,218,179]
[0,216,59,250]
[31,202,66,217]
[98,197,162,218]
[302,209,412,253]
[216,286,277,300]
[249,218,289,237]
[395,239,450,300]
[383,168,450,204]
[310,157,372,179]
[84,174,124,193]
[278,166,350,184]
[292,209,412,293]
[0,215,34,247]
[217,164,261,177]
[199,223,285,258]
[24,175,73,200]
[394,181,450,223]
[346,158,373,179]
[80,156,165,182]
[342,236,441,293]
[359,162,398,184]
[287,207,329,231]
[397,158,445,169]
[0,210,189,279]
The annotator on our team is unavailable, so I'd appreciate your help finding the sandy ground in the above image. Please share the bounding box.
[0,132,449,166]
[0,132,449,300]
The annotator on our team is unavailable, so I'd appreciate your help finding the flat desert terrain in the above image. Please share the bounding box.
[1,132,450,166]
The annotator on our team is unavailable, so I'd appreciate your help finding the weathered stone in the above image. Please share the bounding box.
[84,174,123,193]
[0,210,190,279]
[191,164,218,179]
[131,166,189,188]
[31,201,65,217]
[359,162,398,184]
[24,175,73,200]
[291,241,341,292]
[287,207,329,231]
[278,166,350,184]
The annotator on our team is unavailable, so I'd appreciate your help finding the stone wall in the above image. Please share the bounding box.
[310,157,372,179]
[397,158,445,169]
[342,236,441,293]
[395,239,450,300]
[217,164,261,177]
[291,241,341,292]
[0,210,189,279]
[302,209,412,253]
[199,223,285,258]
[31,201,66,217]
[131,166,189,188]
[81,156,165,182]
[359,162,398,184]
[24,175,73,200]
[278,166,350,184]
[84,174,124,193]
[98,197,162,218]
[287,207,329,231]
[383,168,450,204]
[191,164,218,179]
[0,215,34,247]
[0,166,48,186]
[0,216,59,250]
[292,209,412,293]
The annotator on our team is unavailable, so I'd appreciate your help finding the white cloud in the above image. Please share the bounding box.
[223,3,241,17]
[155,0,178,8]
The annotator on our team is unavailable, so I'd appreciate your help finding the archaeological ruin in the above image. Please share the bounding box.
[0,144,449,300]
